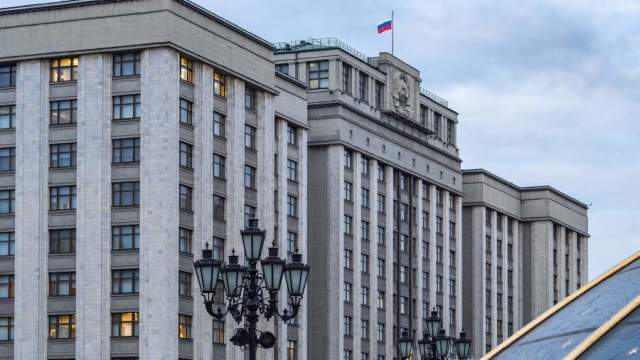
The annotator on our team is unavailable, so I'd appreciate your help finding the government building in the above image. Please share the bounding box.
[0,1,589,360]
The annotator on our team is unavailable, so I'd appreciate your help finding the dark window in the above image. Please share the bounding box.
[179,314,192,339]
[213,319,225,344]
[0,275,14,299]
[308,61,329,89]
[212,237,224,261]
[49,272,75,296]
[112,182,140,207]
[180,98,193,125]
[179,185,192,211]
[361,157,370,176]
[287,232,298,254]
[244,125,256,149]
[112,138,140,163]
[244,165,256,189]
[244,205,256,227]
[50,58,78,82]
[0,64,16,88]
[344,150,353,169]
[0,317,12,341]
[49,229,75,254]
[213,154,226,179]
[213,112,225,138]
[0,233,14,256]
[50,143,76,168]
[50,100,77,125]
[342,63,352,94]
[287,125,297,146]
[245,87,256,110]
[434,112,442,138]
[179,227,192,255]
[49,315,75,339]
[287,159,298,181]
[287,195,297,217]
[213,195,225,222]
[112,312,139,337]
[112,225,139,250]
[112,269,139,294]
[0,148,15,172]
[113,95,141,120]
[0,105,16,129]
[276,63,289,74]
[179,271,192,297]
[375,81,384,108]
[113,52,141,77]
[179,142,193,169]
[358,73,369,102]
[447,119,455,145]
[180,57,193,83]
[214,71,226,97]
[50,186,76,211]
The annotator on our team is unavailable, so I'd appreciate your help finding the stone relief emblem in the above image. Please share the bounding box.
[392,71,412,117]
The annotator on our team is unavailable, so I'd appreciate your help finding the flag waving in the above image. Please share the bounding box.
[377,19,393,34]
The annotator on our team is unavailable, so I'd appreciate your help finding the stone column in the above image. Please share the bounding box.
[297,128,308,360]
[513,221,520,329]
[368,159,379,347]
[500,214,508,340]
[75,53,112,360]
[275,119,288,360]
[455,196,463,333]
[224,77,246,360]
[415,180,424,337]
[568,231,577,293]
[384,165,394,358]
[442,190,451,330]
[472,206,486,357]
[490,210,497,348]
[352,153,362,357]
[558,226,567,299]
[15,59,49,360]
[192,63,214,360]
[428,185,437,320]
[139,47,180,360]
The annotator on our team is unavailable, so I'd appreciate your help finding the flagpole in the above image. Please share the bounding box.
[391,10,394,55]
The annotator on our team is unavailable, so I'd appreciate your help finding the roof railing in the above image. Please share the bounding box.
[273,37,369,63]
[420,87,449,107]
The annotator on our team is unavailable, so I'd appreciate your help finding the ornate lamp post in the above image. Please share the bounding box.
[193,219,310,360]
[398,308,472,360]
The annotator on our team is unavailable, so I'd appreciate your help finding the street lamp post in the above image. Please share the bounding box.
[398,308,472,360]
[194,219,310,360]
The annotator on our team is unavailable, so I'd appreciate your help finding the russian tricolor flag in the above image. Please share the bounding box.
[377,19,393,34]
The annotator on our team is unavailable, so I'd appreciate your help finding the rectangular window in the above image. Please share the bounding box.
[50,58,78,82]
[213,319,225,344]
[0,148,15,172]
[0,275,14,299]
[213,195,225,221]
[420,105,428,126]
[112,269,139,294]
[244,205,256,227]
[344,249,353,270]
[344,282,352,302]
[0,233,14,256]
[49,315,75,339]
[50,143,76,168]
[287,231,298,254]
[213,112,226,138]
[49,272,76,296]
[213,154,226,179]
[344,150,353,169]
[287,125,298,146]
[179,142,193,169]
[377,291,385,309]
[358,72,369,102]
[112,138,140,164]
[244,165,256,189]
[447,119,455,145]
[0,64,16,88]
[176,183,200,212]
[344,215,352,235]
[377,164,385,182]
[0,317,12,341]
[50,99,77,125]
[437,276,443,293]
[178,314,192,339]
[244,125,256,149]
[113,52,141,77]
[180,98,193,125]
[112,225,139,250]
[342,63,352,93]
[377,194,385,213]
[245,87,256,110]
[434,112,442,137]
[287,195,298,217]
[377,322,385,342]
[179,228,192,255]
[212,236,225,261]
[213,70,226,97]
[436,216,443,234]
[308,61,329,89]
[50,186,76,211]
[287,159,298,181]
[344,182,353,201]
[361,188,370,208]
[0,190,14,214]
[0,105,16,129]
[112,312,139,337]
[375,81,384,108]
[49,229,75,254]
[361,318,370,338]
[113,95,141,120]
[112,182,139,207]
[180,56,193,83]
[343,316,352,336]
[360,253,369,273]
[287,340,298,360]
[377,258,385,278]
[276,63,289,74]
[361,221,370,241]
[400,296,408,314]
[361,157,370,176]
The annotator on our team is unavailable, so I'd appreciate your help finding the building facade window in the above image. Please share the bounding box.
[287,125,298,146]
[377,322,385,342]
[245,87,256,110]
[344,249,353,270]
[49,229,75,254]
[180,56,193,83]
[112,269,139,294]
[447,119,455,145]
[212,237,225,261]
[244,165,256,189]
[112,225,139,250]
[49,315,75,339]
[0,190,14,214]
[287,232,298,254]
[50,186,76,211]
[344,181,353,201]
[244,205,256,227]
[433,112,442,138]
[361,221,369,241]
[178,314,192,339]
[213,154,226,179]
[287,195,298,217]
[275,63,289,74]
[50,143,76,168]
[0,64,16,88]
[213,319,225,344]
[0,232,14,256]
[287,159,298,181]
[344,282,352,302]
[375,81,384,108]
[213,70,226,97]
[213,112,225,138]
[344,215,352,235]
[50,100,77,125]
[361,188,370,208]
[344,149,353,169]
[0,148,15,172]
[244,125,256,149]
[112,138,140,163]
[213,195,225,222]
[0,275,14,299]
[179,227,192,255]
[287,340,298,360]
[112,182,139,207]
[179,142,193,169]
[49,272,76,296]
[344,316,352,336]
[0,105,15,129]
[0,317,12,341]
[342,63,352,94]
[377,291,385,309]
[308,61,329,89]
[113,95,141,120]
[361,286,370,306]
[358,72,369,102]
[113,52,141,77]
[50,58,78,82]
[180,98,193,125]
[112,312,139,337]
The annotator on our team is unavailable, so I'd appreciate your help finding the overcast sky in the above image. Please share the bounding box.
[5,0,639,279]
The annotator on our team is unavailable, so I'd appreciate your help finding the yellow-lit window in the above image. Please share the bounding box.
[50,57,78,82]
[178,314,192,339]
[180,56,193,83]
[214,71,226,97]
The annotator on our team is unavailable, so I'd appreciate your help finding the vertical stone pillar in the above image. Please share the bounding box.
[297,128,308,360]
[415,180,424,337]
[428,185,437,318]
[558,227,567,299]
[76,53,112,360]
[455,196,463,333]
[442,190,451,330]
[490,210,497,348]
[513,221,520,329]
[473,206,486,357]
[192,63,214,360]
[352,153,362,356]
[275,119,288,360]
[500,214,508,340]
[15,59,49,360]
[568,231,577,293]
[368,159,379,346]
[384,166,394,358]
[139,47,180,360]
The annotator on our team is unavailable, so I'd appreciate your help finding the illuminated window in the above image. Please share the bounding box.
[180,56,193,83]
[49,314,75,339]
[111,312,139,337]
[50,58,78,82]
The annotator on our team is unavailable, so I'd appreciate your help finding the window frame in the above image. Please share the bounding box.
[50,58,78,83]
[113,52,141,78]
